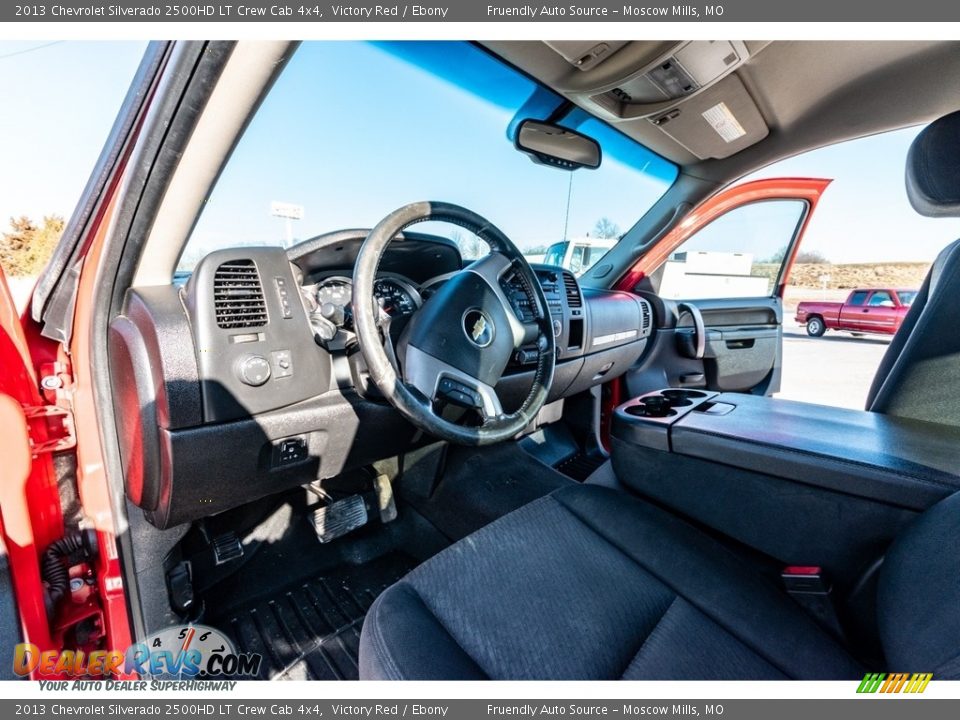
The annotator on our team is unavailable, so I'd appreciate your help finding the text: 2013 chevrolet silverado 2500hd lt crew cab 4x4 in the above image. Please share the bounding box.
[795,288,918,337]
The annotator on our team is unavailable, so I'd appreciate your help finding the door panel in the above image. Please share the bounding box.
[626,296,783,397]
[617,178,830,398]
[699,298,782,392]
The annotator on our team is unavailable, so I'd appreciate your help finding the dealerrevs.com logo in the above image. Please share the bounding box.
[857,673,933,694]
[13,624,262,679]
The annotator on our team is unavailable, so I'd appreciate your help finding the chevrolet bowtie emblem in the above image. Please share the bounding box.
[471,316,488,342]
[463,309,494,347]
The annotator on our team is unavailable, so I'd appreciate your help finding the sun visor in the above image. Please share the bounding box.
[646,74,769,160]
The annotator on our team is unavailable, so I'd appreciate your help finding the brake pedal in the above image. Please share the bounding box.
[312,495,369,544]
[310,474,398,543]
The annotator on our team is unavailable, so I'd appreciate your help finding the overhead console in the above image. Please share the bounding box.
[496,40,771,161]
[584,41,752,119]
[610,390,960,590]
[580,40,767,160]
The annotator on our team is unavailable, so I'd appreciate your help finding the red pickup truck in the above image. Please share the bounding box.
[795,288,918,337]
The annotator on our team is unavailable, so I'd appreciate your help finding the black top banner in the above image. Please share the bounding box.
[5,0,958,22]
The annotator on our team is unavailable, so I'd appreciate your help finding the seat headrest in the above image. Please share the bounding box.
[906,110,960,217]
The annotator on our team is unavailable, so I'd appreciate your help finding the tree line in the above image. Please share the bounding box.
[0,215,65,276]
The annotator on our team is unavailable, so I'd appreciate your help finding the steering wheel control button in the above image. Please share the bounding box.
[437,377,482,408]
[237,355,271,386]
[270,349,294,379]
[462,308,495,348]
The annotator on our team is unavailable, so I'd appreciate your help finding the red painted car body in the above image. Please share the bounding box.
[795,288,917,337]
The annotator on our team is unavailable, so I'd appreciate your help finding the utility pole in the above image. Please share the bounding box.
[270,201,304,248]
[562,173,573,241]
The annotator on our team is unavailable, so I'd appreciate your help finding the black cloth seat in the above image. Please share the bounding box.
[360,485,865,680]
[867,109,960,426]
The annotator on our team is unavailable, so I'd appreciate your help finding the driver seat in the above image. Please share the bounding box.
[360,485,960,679]
[358,112,960,680]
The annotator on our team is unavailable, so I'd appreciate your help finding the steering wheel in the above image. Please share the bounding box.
[353,202,556,446]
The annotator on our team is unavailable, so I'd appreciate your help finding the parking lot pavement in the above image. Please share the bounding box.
[776,320,892,410]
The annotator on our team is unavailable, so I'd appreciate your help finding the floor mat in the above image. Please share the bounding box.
[554,451,609,482]
[399,441,575,541]
[209,552,416,680]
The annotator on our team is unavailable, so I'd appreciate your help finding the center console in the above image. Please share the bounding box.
[610,390,960,595]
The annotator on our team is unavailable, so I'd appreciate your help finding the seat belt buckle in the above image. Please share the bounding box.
[782,565,831,593]
[781,566,846,641]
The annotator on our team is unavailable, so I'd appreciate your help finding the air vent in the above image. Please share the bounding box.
[213,259,268,329]
[562,272,583,308]
[640,300,652,332]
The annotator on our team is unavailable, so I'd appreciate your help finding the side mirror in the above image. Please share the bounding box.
[515,120,601,170]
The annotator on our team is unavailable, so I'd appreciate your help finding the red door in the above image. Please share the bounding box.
[0,265,60,659]
[861,290,899,333]
[613,178,831,397]
[616,177,833,297]
[838,290,870,332]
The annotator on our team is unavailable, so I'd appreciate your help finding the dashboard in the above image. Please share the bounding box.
[109,229,653,529]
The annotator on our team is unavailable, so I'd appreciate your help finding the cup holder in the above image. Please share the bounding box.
[626,404,677,417]
[627,395,675,418]
[624,388,710,419]
[661,389,708,400]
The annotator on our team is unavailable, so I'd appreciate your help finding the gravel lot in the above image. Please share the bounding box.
[776,319,891,410]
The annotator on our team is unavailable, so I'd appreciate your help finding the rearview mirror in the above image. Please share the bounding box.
[515,120,601,170]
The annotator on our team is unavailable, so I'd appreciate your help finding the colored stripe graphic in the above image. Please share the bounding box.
[857,672,931,693]
[906,673,933,693]
[857,673,885,693]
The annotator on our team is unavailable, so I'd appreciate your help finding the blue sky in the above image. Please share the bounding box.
[1,40,956,268]
[0,41,147,226]
[183,41,676,265]
[747,126,960,263]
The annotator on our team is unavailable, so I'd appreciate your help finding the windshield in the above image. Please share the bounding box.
[178,42,677,272]
[898,291,918,306]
